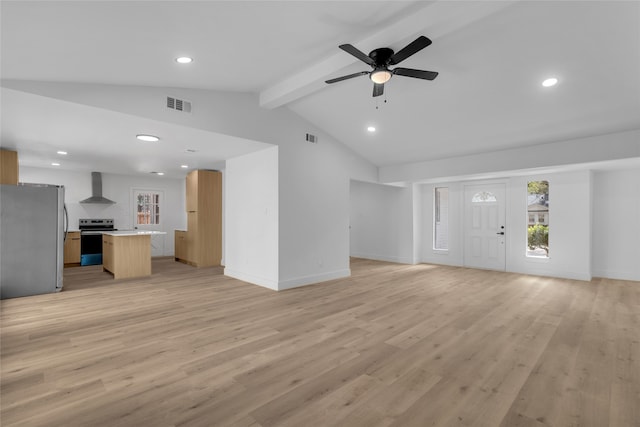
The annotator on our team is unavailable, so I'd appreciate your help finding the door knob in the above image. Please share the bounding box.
[496,232,505,235]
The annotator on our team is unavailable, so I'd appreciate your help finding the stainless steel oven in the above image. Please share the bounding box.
[79,218,115,265]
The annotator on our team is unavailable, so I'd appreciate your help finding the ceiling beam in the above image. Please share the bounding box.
[259,1,517,109]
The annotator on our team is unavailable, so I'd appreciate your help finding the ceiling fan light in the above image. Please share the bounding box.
[370,69,392,84]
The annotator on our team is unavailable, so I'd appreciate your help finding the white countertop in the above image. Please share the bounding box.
[102,230,167,236]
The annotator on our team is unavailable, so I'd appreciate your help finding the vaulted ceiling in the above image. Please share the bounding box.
[2,1,639,176]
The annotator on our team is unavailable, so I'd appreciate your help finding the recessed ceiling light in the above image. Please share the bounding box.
[51,162,60,166]
[56,151,67,155]
[181,165,189,169]
[157,172,164,176]
[176,57,193,64]
[136,134,160,142]
[367,126,376,132]
[542,77,558,87]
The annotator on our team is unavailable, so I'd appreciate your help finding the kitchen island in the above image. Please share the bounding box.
[102,231,167,279]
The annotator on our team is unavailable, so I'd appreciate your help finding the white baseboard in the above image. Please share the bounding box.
[591,269,640,282]
[421,258,594,282]
[421,256,463,267]
[225,268,353,291]
[277,269,351,291]
[507,266,592,282]
[350,253,414,265]
[224,268,278,291]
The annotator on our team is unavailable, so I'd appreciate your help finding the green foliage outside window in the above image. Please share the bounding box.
[527,181,549,195]
[528,223,549,255]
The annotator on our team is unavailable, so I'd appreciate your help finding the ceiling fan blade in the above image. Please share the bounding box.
[339,44,375,66]
[388,36,432,65]
[393,67,438,80]
[325,71,369,84]
[373,83,384,97]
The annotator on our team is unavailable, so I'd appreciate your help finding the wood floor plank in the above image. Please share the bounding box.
[499,280,599,426]
[1,257,638,426]
[249,342,399,427]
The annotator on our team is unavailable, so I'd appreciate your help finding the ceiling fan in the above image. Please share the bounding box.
[325,35,438,97]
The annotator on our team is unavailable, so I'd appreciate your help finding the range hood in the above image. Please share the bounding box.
[79,172,115,204]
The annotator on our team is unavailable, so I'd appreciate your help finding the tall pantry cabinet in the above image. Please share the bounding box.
[175,169,222,267]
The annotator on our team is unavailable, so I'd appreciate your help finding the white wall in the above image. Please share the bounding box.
[592,168,640,281]
[506,171,592,281]
[411,184,422,265]
[349,180,414,264]
[224,147,279,290]
[277,125,377,289]
[379,129,640,184]
[419,171,594,280]
[19,166,185,256]
[11,81,636,285]
[6,81,378,289]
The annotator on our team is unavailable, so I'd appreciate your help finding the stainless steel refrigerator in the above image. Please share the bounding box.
[1,183,65,299]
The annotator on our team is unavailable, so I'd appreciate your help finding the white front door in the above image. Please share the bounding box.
[132,189,164,257]
[463,183,506,271]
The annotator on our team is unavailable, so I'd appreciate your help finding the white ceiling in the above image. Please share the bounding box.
[1,88,270,176]
[1,1,418,92]
[1,1,639,177]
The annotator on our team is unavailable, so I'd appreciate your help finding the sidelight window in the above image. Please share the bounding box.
[434,187,449,250]
[527,180,549,257]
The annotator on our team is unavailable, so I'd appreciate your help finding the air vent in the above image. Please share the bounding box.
[305,133,317,143]
[166,96,192,113]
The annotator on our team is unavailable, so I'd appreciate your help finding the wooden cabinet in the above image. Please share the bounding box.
[186,170,198,212]
[103,234,151,279]
[64,231,81,266]
[174,230,188,261]
[103,235,114,273]
[175,170,222,267]
[0,149,19,185]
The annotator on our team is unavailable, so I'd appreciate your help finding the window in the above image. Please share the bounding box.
[136,191,161,225]
[472,191,497,203]
[527,181,549,257]
[434,187,449,250]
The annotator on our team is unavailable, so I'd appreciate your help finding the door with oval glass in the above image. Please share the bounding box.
[463,183,506,271]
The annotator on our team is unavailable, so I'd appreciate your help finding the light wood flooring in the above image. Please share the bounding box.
[1,258,638,427]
